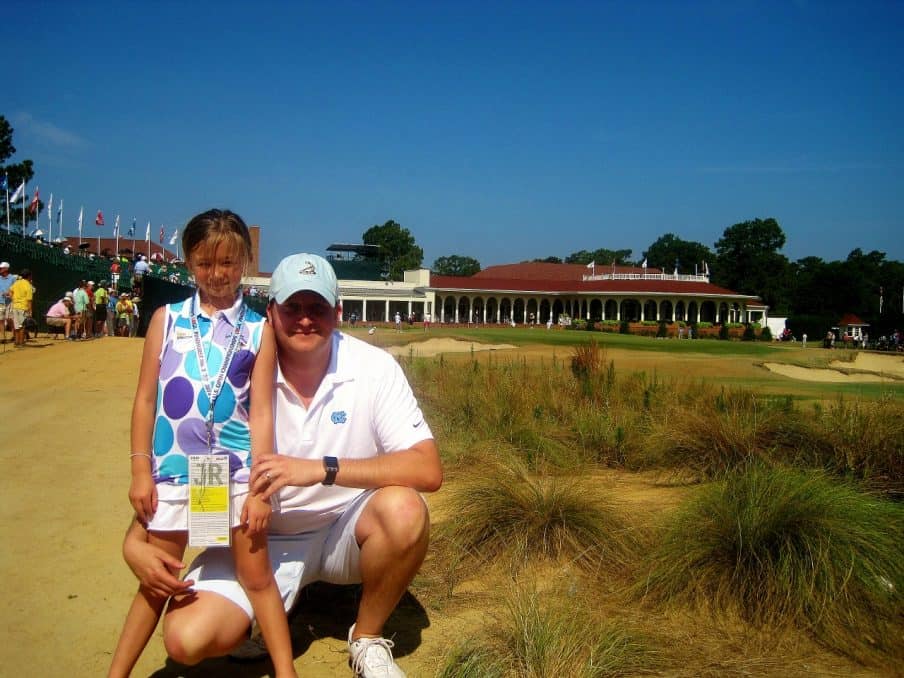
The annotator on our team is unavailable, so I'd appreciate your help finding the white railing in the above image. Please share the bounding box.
[582,272,710,283]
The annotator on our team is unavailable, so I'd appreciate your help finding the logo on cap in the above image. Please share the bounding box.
[300,260,317,276]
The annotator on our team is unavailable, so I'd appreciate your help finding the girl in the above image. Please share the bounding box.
[109,209,295,677]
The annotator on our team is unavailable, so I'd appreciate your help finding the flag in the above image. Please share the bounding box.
[159,225,164,243]
[57,199,63,229]
[95,210,104,226]
[29,186,40,213]
[169,228,178,246]
[0,174,7,191]
[642,258,648,269]
[128,218,135,237]
[78,206,84,235]
[113,214,120,238]
[46,193,53,221]
[586,261,595,269]
[704,261,710,276]
[9,181,25,203]
[145,221,150,240]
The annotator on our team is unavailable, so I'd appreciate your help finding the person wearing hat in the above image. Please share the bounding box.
[73,281,91,339]
[115,291,133,336]
[122,252,442,677]
[9,268,34,347]
[0,262,18,343]
[46,292,76,339]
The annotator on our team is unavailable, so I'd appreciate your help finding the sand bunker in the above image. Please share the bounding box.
[764,352,904,382]
[385,337,516,357]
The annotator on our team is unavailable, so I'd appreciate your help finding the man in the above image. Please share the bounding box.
[0,261,17,343]
[46,292,76,339]
[122,253,442,677]
[9,268,34,347]
[73,281,90,339]
[93,282,109,337]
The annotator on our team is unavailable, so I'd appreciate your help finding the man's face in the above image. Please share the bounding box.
[268,291,339,359]
[0,268,8,277]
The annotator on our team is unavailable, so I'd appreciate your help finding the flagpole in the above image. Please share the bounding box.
[4,182,8,234]
[22,181,26,235]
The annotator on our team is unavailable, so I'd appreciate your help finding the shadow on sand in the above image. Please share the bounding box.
[149,583,430,677]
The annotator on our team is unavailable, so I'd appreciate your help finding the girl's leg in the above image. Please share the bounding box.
[108,531,188,678]
[232,526,297,677]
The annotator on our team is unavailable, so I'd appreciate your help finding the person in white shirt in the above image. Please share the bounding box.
[121,253,442,677]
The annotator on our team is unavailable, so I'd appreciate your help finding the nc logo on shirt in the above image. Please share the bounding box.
[330,410,347,424]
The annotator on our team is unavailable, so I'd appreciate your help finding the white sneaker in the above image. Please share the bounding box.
[348,624,406,677]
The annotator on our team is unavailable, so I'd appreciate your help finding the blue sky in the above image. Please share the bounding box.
[3,1,902,273]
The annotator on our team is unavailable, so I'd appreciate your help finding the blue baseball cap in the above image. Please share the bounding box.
[269,253,339,306]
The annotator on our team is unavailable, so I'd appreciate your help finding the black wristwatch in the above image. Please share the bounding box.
[322,456,339,486]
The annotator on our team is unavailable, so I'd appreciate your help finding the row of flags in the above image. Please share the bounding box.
[3,174,179,246]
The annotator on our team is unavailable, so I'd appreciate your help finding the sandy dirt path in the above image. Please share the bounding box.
[0,337,446,677]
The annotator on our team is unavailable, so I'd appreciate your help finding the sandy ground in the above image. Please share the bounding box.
[384,337,516,357]
[0,335,894,677]
[763,352,904,382]
[0,336,451,677]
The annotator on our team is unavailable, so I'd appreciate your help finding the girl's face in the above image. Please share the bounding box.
[188,240,245,301]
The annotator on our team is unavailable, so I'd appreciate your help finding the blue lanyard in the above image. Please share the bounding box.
[189,296,246,451]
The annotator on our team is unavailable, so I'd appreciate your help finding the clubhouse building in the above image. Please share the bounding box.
[248,251,766,327]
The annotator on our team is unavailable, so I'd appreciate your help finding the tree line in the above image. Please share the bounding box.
[366,216,903,336]
[5,113,900,336]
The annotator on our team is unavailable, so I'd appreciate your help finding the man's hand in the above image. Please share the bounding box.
[122,522,195,599]
[249,456,321,501]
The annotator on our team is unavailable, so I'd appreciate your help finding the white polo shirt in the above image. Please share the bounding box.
[269,331,433,535]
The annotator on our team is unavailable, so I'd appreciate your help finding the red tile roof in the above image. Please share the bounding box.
[430,262,755,299]
[837,313,868,326]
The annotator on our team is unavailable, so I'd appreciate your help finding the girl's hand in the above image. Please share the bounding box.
[129,473,158,525]
[242,494,272,535]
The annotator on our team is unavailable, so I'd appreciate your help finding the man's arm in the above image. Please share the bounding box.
[122,519,195,598]
[249,438,442,501]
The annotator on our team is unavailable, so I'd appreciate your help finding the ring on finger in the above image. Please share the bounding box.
[265,471,272,480]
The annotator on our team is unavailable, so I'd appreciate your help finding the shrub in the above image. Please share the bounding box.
[742,324,756,341]
[696,321,713,329]
[718,323,730,340]
[656,321,667,338]
[760,325,772,341]
[438,463,638,575]
[436,586,658,678]
[619,319,630,334]
[637,464,904,666]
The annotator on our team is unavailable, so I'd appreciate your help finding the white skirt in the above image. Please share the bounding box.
[146,482,249,532]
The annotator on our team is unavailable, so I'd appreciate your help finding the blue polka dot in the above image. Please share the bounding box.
[206,344,224,377]
[197,388,210,417]
[158,454,189,484]
[153,417,174,457]
[212,383,237,423]
[220,418,251,453]
[185,349,201,380]
[174,315,193,331]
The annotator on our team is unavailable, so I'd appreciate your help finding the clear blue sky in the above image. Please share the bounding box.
[3,1,902,273]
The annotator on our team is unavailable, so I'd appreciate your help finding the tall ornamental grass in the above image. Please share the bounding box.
[436,586,657,678]
[438,462,639,576]
[404,350,904,492]
[637,464,904,666]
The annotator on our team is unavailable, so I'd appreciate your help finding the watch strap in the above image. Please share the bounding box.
[322,456,339,486]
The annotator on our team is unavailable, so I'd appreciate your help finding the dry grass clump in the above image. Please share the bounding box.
[637,464,904,667]
[437,462,639,577]
[435,586,658,677]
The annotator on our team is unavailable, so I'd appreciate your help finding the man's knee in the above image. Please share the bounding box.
[366,486,430,547]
